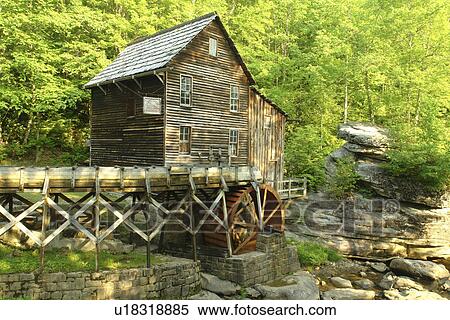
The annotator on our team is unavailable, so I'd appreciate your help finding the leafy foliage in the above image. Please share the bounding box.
[0,0,448,191]
[386,119,450,191]
[326,156,359,199]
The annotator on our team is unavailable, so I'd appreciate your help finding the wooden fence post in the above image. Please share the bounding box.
[288,179,292,199]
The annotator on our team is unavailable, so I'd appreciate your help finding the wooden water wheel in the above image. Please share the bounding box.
[202,184,284,254]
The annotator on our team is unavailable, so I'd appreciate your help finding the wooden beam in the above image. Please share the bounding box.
[113,80,123,92]
[97,84,107,95]
[132,75,142,89]
[155,73,164,84]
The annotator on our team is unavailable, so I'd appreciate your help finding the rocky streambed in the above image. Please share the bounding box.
[189,256,449,300]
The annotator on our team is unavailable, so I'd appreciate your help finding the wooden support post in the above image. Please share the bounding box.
[219,170,232,256]
[94,167,100,272]
[188,172,197,262]
[8,194,13,214]
[190,192,197,262]
[251,168,264,232]
[222,190,233,257]
[129,194,137,244]
[145,169,152,269]
[146,200,152,269]
[50,193,59,228]
[40,168,50,272]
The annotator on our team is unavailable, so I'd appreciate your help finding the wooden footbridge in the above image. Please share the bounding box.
[0,165,285,271]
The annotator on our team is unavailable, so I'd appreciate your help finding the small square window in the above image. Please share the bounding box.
[229,129,239,157]
[179,126,191,155]
[230,85,239,112]
[209,38,217,57]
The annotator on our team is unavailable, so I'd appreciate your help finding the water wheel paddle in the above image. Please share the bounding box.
[202,184,284,254]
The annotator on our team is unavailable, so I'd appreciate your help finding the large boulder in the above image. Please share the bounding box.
[200,273,240,296]
[322,288,375,300]
[330,277,353,288]
[369,262,388,273]
[389,258,450,281]
[393,277,424,291]
[338,122,389,148]
[383,289,446,300]
[254,272,320,300]
[353,279,375,290]
[343,142,387,160]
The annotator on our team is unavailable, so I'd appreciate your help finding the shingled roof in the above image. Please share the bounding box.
[85,12,255,88]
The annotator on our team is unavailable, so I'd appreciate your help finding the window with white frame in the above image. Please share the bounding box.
[179,126,191,155]
[180,75,192,107]
[209,38,217,57]
[229,129,239,157]
[230,85,239,112]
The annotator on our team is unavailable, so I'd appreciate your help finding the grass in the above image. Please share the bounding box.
[0,244,165,274]
[288,240,342,267]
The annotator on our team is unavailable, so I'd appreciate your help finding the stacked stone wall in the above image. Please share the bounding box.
[0,259,200,300]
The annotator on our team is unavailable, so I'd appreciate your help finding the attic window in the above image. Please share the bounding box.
[209,38,217,57]
[180,75,192,107]
[230,85,239,112]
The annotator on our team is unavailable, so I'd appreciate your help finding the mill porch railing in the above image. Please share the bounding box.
[267,178,307,200]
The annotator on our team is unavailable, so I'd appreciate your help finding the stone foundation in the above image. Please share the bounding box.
[0,258,200,300]
[167,233,300,286]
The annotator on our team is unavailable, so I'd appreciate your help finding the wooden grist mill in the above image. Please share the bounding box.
[0,13,288,268]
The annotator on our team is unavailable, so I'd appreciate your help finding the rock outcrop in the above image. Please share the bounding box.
[289,122,449,262]
[325,122,449,208]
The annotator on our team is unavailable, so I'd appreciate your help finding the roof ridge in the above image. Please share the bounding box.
[128,12,217,46]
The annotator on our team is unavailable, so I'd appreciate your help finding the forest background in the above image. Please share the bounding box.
[0,0,448,191]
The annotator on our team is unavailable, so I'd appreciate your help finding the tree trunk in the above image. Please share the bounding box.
[344,80,349,123]
[364,71,374,123]
[23,113,34,145]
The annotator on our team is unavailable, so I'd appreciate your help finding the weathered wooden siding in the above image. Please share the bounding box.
[164,21,249,166]
[248,89,286,183]
[90,76,165,166]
